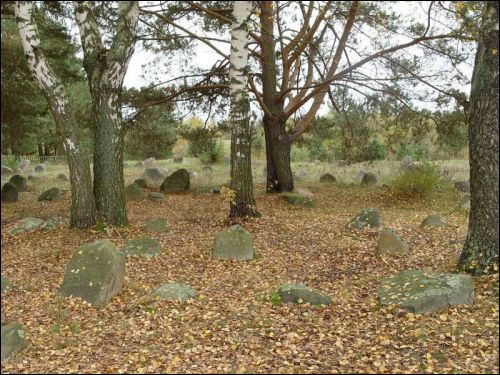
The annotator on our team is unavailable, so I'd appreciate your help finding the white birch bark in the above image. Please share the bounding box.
[229,1,258,217]
[15,1,95,228]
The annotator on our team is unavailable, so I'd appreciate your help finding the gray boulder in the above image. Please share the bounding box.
[59,240,125,308]
[27,175,39,181]
[375,228,410,257]
[40,216,68,231]
[17,160,30,171]
[347,208,382,230]
[173,156,183,163]
[38,187,60,201]
[123,237,162,259]
[320,173,336,183]
[454,180,470,193]
[213,225,254,260]
[148,192,166,201]
[189,171,198,179]
[125,183,144,201]
[356,170,367,180]
[278,284,331,305]
[145,168,164,181]
[420,214,447,228]
[34,164,45,172]
[160,169,190,193]
[282,193,314,208]
[400,156,413,170]
[1,182,18,202]
[1,323,26,361]
[1,166,14,175]
[9,175,27,192]
[135,161,144,167]
[134,178,148,188]
[10,217,45,234]
[57,173,68,181]
[145,218,169,232]
[152,282,197,302]
[123,162,129,168]
[1,275,13,294]
[337,160,348,167]
[361,172,377,186]
[379,269,474,313]
[143,157,155,168]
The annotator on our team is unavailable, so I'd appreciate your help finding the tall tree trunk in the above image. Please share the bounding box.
[74,1,139,226]
[15,1,95,228]
[260,1,294,193]
[229,1,258,218]
[457,1,499,275]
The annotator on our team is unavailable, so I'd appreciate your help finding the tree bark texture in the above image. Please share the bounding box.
[16,1,95,228]
[458,1,499,275]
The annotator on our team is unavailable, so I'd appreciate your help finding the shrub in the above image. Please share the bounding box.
[395,142,428,161]
[391,162,440,197]
[290,145,311,162]
[1,155,18,171]
[356,138,386,162]
[199,141,224,164]
[307,136,329,161]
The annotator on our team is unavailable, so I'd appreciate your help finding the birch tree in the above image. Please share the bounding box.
[74,1,139,225]
[228,1,258,218]
[15,1,95,228]
[457,1,499,275]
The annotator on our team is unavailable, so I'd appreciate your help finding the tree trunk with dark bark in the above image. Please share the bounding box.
[457,1,499,275]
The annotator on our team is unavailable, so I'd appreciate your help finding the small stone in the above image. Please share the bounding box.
[361,172,377,186]
[59,240,125,308]
[400,156,413,170]
[1,275,13,294]
[38,187,61,201]
[125,183,144,201]
[145,168,164,181]
[278,284,331,305]
[202,165,212,172]
[1,323,26,361]
[160,169,190,193]
[213,225,254,260]
[144,218,169,232]
[320,173,336,183]
[148,192,166,201]
[153,282,197,302]
[57,173,68,181]
[282,193,314,207]
[375,228,410,256]
[420,214,447,228]
[347,208,382,229]
[173,156,183,163]
[123,237,162,259]
[454,180,470,193]
[1,182,18,202]
[143,157,155,168]
[10,217,45,234]
[27,175,39,181]
[134,178,148,188]
[9,175,27,192]
[34,164,45,172]
[17,160,30,171]
[379,269,474,313]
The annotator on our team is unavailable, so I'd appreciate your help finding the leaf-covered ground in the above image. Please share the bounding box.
[1,180,498,374]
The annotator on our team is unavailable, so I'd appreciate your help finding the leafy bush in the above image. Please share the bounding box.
[355,138,387,162]
[391,162,440,197]
[290,145,311,162]
[307,136,329,161]
[178,125,219,158]
[395,142,428,161]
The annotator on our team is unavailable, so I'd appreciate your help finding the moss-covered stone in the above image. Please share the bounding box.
[1,275,13,294]
[9,175,27,192]
[1,323,26,361]
[379,269,474,313]
[148,192,165,201]
[282,193,314,207]
[420,214,447,228]
[375,228,410,256]
[160,169,190,193]
[134,178,148,188]
[213,225,254,260]
[123,237,162,259]
[57,173,68,181]
[144,218,169,232]
[125,183,144,201]
[361,172,377,186]
[152,282,197,302]
[454,180,470,193]
[38,187,60,201]
[1,182,18,202]
[278,284,332,305]
[320,173,336,183]
[10,217,45,234]
[347,208,382,230]
[58,240,125,308]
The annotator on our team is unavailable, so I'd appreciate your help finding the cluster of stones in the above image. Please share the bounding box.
[8,216,67,234]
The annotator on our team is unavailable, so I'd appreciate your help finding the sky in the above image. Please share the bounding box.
[120,1,475,119]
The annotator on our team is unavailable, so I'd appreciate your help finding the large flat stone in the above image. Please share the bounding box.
[212,225,254,260]
[278,284,332,305]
